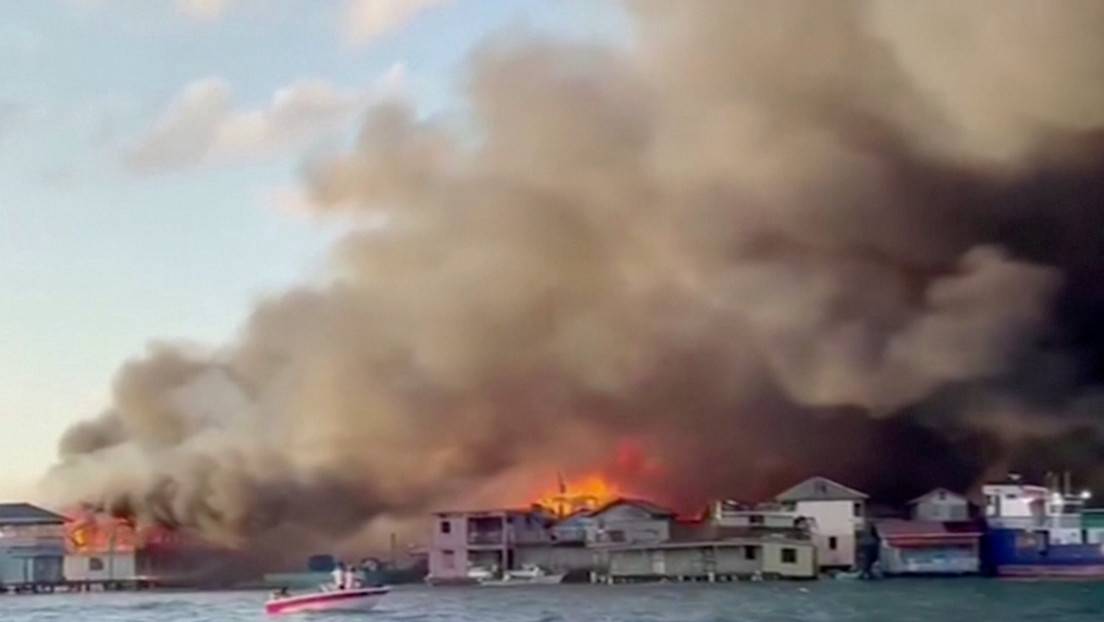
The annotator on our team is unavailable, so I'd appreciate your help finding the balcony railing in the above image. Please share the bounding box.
[467,532,505,546]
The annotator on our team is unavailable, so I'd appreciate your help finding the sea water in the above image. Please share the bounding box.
[1,580,1102,621]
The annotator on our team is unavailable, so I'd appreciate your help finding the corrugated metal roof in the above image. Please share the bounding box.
[874,519,982,547]
[0,503,66,525]
[775,477,868,502]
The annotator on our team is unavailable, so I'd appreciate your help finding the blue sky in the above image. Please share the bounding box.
[0,0,627,499]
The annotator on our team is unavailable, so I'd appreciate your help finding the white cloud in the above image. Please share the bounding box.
[126,65,406,172]
[344,0,452,45]
[176,0,231,20]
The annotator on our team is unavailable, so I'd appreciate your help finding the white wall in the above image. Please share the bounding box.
[428,515,470,579]
[64,553,137,581]
[588,505,670,545]
[983,484,1048,518]
[912,495,969,521]
[795,500,861,568]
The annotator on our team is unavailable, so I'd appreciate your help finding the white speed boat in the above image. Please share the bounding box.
[472,564,566,587]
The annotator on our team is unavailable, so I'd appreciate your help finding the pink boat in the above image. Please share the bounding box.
[264,586,390,615]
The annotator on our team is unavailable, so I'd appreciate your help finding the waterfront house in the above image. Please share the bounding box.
[910,488,971,522]
[0,503,66,588]
[874,519,982,575]
[64,515,144,585]
[601,517,817,582]
[585,498,675,546]
[711,500,813,531]
[426,507,559,584]
[775,477,867,569]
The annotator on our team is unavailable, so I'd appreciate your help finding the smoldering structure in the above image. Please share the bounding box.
[46,0,1104,553]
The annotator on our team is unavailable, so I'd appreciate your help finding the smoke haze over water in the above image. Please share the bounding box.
[46,0,1104,552]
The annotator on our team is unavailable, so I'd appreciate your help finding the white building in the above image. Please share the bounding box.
[585,499,674,546]
[711,501,814,531]
[982,477,1088,544]
[426,507,557,584]
[775,477,867,569]
[910,488,971,522]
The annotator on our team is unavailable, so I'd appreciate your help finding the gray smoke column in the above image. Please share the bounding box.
[45,0,1104,551]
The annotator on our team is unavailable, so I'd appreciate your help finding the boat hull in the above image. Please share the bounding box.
[479,574,566,587]
[264,587,389,615]
[983,529,1104,579]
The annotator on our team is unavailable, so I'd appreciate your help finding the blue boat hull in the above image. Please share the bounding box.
[983,529,1104,578]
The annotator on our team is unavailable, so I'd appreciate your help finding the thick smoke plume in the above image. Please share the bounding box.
[46,0,1104,553]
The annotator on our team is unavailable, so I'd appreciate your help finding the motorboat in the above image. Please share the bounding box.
[264,585,390,615]
[474,564,566,587]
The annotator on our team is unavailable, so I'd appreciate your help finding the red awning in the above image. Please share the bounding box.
[875,519,982,548]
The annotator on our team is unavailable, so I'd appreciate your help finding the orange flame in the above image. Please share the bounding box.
[534,474,624,518]
[65,512,178,554]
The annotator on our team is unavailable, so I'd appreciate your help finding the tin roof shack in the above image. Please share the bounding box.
[874,519,983,576]
[775,477,868,570]
[600,520,817,583]
[0,503,65,589]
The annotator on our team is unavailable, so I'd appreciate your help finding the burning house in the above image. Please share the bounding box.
[63,512,246,588]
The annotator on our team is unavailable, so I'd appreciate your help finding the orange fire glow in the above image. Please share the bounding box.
[534,474,624,518]
[65,513,179,554]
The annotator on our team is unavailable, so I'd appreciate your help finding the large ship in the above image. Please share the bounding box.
[982,474,1104,578]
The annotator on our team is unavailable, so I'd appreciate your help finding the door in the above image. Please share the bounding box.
[649,550,666,575]
[33,556,63,583]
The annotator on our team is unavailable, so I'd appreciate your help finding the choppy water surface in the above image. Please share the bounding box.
[3,580,1103,621]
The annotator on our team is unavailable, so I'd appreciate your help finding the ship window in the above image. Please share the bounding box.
[88,557,105,571]
[750,515,764,525]
[440,520,451,534]
[781,548,797,564]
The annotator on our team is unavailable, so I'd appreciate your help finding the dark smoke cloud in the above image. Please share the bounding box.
[46,0,1104,553]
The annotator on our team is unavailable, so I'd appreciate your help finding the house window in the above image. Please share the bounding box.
[781,548,797,564]
[828,537,838,551]
[442,550,455,569]
[938,491,946,500]
[744,546,758,560]
[750,514,764,525]
[89,557,105,571]
[853,502,862,517]
[440,520,451,534]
